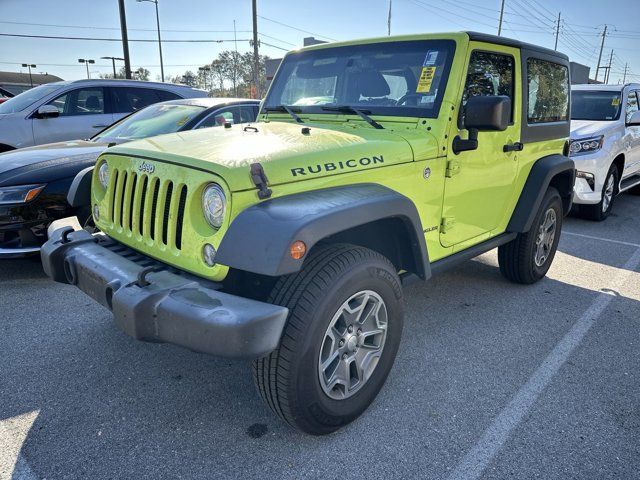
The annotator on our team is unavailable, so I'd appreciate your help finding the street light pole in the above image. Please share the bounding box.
[21,63,36,88]
[78,58,95,79]
[137,0,164,82]
[252,0,260,98]
[101,56,125,77]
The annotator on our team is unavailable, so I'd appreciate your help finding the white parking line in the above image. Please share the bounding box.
[563,230,640,248]
[447,245,640,480]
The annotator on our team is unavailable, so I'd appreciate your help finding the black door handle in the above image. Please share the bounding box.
[503,142,524,152]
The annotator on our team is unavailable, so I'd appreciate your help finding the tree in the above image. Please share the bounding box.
[132,67,150,81]
[172,50,271,98]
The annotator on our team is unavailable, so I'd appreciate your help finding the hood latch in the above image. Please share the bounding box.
[250,163,272,200]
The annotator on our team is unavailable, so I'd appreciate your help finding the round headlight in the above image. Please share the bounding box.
[202,183,226,228]
[569,142,582,154]
[98,162,110,188]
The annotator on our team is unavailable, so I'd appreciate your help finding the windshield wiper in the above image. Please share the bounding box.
[263,105,304,123]
[321,105,384,129]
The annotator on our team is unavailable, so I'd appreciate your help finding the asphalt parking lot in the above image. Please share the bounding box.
[1,194,639,480]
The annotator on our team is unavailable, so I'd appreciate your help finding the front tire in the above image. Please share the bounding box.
[580,164,618,221]
[253,244,404,435]
[498,187,563,284]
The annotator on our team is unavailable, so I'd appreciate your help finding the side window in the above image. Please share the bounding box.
[156,90,181,102]
[47,88,105,116]
[197,106,241,129]
[625,91,638,123]
[240,105,258,123]
[462,51,515,121]
[527,58,569,124]
[111,87,161,113]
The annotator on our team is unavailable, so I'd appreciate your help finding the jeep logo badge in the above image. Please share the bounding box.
[139,161,155,174]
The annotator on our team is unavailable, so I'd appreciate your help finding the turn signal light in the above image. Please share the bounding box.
[290,240,306,260]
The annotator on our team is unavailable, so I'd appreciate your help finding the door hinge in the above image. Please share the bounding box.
[446,159,461,177]
[440,216,456,233]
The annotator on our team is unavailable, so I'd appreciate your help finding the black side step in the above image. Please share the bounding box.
[620,173,640,192]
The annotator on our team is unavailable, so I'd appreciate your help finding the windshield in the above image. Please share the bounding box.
[263,40,455,119]
[0,83,65,114]
[571,90,622,121]
[95,103,206,143]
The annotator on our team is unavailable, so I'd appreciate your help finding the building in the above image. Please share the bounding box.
[569,62,591,85]
[0,71,64,96]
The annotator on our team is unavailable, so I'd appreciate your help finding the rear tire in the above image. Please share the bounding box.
[580,164,618,221]
[253,244,404,435]
[498,187,563,284]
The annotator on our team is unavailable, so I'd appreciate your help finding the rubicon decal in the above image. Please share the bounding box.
[291,155,384,177]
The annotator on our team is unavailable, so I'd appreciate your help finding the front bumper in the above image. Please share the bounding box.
[41,220,289,359]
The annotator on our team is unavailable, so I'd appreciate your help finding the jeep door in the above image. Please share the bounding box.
[32,87,114,145]
[440,45,521,248]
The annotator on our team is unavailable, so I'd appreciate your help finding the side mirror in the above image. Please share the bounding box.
[627,110,640,126]
[452,95,511,154]
[36,105,60,119]
[464,95,511,132]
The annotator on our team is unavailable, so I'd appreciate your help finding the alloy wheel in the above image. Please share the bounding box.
[318,290,388,400]
[534,208,557,267]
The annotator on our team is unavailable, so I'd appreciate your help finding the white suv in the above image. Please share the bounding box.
[0,79,207,152]
[570,84,640,220]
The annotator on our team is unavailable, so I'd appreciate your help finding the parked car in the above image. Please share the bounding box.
[0,79,208,152]
[0,97,259,258]
[570,83,640,220]
[43,32,574,434]
[0,86,13,104]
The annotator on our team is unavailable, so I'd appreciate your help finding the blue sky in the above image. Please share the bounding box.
[1,0,639,83]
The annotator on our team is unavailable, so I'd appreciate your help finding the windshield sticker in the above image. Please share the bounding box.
[423,51,438,66]
[612,97,620,106]
[417,67,436,93]
[313,58,337,66]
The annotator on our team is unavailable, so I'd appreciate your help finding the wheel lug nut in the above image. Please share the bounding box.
[357,328,362,334]
[348,325,354,333]
[339,340,345,347]
[342,353,348,360]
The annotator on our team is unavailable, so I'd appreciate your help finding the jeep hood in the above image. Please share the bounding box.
[108,121,435,191]
[570,120,620,139]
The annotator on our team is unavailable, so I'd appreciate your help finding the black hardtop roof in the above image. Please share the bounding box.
[466,31,569,62]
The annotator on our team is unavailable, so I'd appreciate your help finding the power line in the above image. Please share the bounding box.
[256,15,336,41]
[0,32,250,43]
[0,20,250,34]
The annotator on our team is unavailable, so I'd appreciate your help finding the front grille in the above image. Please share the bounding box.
[106,168,188,250]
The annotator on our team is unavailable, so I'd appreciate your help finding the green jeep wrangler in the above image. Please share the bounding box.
[42,32,575,435]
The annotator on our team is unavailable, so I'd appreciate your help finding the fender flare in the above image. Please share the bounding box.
[67,166,94,208]
[507,154,575,233]
[216,183,430,279]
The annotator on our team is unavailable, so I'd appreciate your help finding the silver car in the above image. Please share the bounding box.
[0,79,207,152]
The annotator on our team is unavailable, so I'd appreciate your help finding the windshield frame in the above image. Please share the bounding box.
[262,39,456,120]
[570,89,622,122]
[0,82,66,115]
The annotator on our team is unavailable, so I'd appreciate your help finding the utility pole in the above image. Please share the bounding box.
[21,63,36,87]
[251,0,260,98]
[387,0,392,36]
[233,20,238,96]
[554,12,561,50]
[118,0,132,79]
[498,0,505,36]
[604,49,614,84]
[623,62,628,84]
[595,25,608,83]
